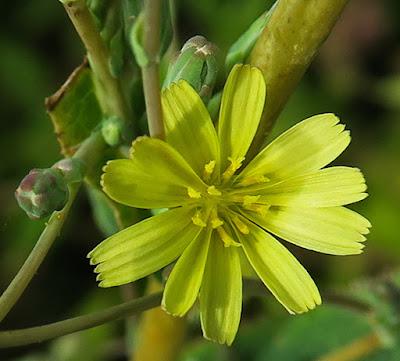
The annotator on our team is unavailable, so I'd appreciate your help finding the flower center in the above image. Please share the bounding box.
[186,159,270,247]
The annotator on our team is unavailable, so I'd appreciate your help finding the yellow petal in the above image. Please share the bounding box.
[102,137,206,209]
[162,80,220,178]
[239,217,321,314]
[162,228,211,316]
[218,64,266,170]
[239,114,350,182]
[200,233,242,345]
[244,166,367,208]
[89,207,199,287]
[245,206,371,255]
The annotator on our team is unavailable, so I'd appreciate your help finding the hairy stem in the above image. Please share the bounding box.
[142,0,165,139]
[0,131,105,323]
[0,292,162,348]
[63,0,131,123]
[317,333,382,361]
[247,0,349,160]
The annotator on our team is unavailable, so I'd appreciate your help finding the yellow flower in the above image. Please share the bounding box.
[88,64,371,345]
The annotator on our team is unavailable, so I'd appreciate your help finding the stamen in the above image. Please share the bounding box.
[222,156,245,182]
[187,187,201,199]
[240,195,269,216]
[216,227,241,247]
[210,208,223,228]
[192,210,207,227]
[242,195,261,206]
[207,185,222,196]
[232,216,249,234]
[243,203,269,216]
[203,160,216,181]
[238,174,269,186]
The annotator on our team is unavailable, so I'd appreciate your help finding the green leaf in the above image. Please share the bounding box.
[255,305,372,361]
[225,2,277,72]
[45,61,103,156]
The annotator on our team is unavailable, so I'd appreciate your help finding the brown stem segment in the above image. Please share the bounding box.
[63,0,131,122]
[247,0,349,160]
[142,0,165,139]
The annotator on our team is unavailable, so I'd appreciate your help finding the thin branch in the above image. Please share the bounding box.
[0,131,105,323]
[142,0,165,139]
[0,292,162,348]
[63,0,132,123]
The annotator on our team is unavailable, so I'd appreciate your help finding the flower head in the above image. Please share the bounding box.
[89,64,371,345]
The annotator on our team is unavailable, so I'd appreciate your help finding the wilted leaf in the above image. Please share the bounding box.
[45,60,103,156]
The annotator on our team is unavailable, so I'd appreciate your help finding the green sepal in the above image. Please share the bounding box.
[52,158,86,183]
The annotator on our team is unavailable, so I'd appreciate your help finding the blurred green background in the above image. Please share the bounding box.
[1,0,400,360]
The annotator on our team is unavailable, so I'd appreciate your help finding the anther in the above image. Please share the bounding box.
[210,208,223,228]
[232,216,249,234]
[216,227,241,247]
[192,210,207,227]
[243,204,269,216]
[187,187,201,199]
[238,175,269,187]
[222,157,245,182]
[207,185,222,196]
[203,160,216,182]
[242,195,261,206]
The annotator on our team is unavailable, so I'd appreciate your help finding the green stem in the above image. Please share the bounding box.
[63,0,132,123]
[0,131,105,323]
[142,0,165,139]
[0,292,162,348]
[0,187,78,323]
[247,0,349,160]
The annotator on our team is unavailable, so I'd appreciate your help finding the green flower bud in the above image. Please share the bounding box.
[52,158,85,183]
[101,115,125,147]
[163,36,219,102]
[15,168,69,220]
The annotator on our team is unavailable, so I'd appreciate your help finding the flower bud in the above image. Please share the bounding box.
[53,158,85,183]
[15,168,69,220]
[163,36,219,102]
[101,115,125,147]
